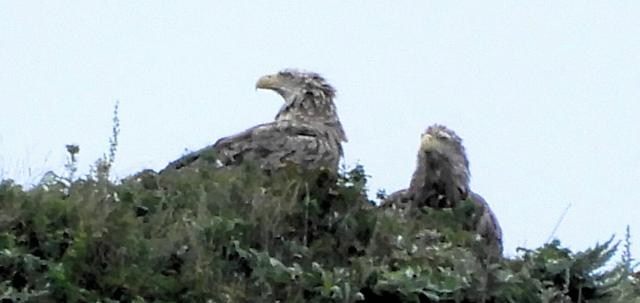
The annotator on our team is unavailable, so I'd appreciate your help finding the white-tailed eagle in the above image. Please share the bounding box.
[163,69,346,174]
[383,125,503,257]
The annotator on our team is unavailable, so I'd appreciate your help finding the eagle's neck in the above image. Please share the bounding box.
[275,92,347,143]
[409,146,470,207]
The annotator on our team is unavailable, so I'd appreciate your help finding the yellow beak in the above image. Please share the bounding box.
[420,133,439,150]
[255,74,279,90]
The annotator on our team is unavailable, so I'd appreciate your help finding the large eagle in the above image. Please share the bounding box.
[383,125,503,256]
[163,69,346,174]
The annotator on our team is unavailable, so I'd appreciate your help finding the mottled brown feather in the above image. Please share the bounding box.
[163,69,345,174]
[382,124,503,257]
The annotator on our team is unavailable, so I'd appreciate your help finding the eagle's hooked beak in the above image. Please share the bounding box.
[420,133,438,150]
[255,74,279,91]
[421,133,433,142]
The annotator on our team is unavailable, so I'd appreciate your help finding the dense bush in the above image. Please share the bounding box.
[0,160,638,302]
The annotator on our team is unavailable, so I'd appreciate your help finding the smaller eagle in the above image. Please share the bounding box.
[383,125,503,257]
[410,125,470,208]
[163,69,346,174]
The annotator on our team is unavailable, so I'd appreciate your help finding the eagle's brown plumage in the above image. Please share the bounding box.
[383,125,503,257]
[163,69,346,173]
[410,125,470,208]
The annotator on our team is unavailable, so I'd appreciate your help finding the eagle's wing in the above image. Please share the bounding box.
[469,191,503,256]
[164,120,340,172]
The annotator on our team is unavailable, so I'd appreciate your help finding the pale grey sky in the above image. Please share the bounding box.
[1,2,639,258]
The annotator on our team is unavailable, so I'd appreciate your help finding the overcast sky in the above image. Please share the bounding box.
[1,2,639,258]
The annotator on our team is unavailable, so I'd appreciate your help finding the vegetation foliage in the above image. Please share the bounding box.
[1,112,638,302]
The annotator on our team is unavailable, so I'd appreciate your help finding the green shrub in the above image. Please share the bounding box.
[0,163,638,302]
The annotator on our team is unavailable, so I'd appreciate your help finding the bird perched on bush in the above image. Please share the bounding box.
[383,125,503,257]
[163,69,346,174]
[408,125,471,209]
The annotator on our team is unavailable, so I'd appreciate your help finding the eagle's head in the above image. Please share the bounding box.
[256,69,336,101]
[420,125,466,162]
[256,69,346,143]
